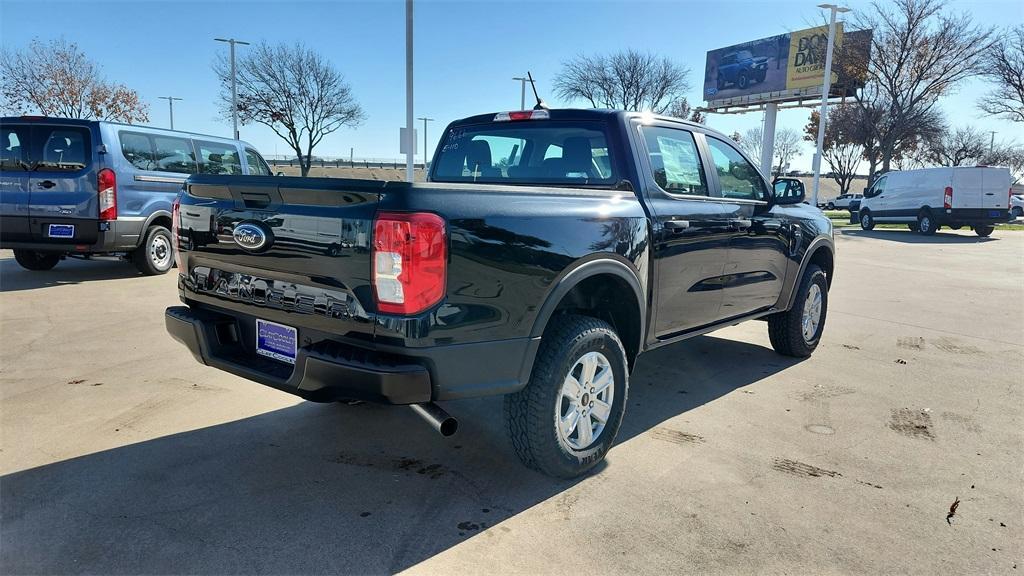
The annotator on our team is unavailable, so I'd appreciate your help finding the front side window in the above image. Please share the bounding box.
[869,176,887,197]
[152,136,197,174]
[432,122,617,186]
[196,140,243,175]
[706,136,767,201]
[641,126,708,196]
[245,148,272,176]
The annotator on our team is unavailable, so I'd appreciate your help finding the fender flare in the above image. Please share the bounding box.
[143,209,173,231]
[784,236,835,310]
[529,257,647,356]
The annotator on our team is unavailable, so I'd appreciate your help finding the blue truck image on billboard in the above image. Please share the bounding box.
[716,50,769,90]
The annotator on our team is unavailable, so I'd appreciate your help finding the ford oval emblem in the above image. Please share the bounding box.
[232,222,271,252]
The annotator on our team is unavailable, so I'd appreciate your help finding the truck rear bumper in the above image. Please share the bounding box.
[166,305,540,404]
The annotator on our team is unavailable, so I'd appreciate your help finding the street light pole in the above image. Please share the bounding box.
[811,4,849,208]
[417,117,434,167]
[405,0,415,182]
[214,37,250,140]
[158,96,183,130]
[512,76,528,110]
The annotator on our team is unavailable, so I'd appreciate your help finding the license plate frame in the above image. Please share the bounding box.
[988,210,1003,218]
[256,319,297,365]
[47,224,75,238]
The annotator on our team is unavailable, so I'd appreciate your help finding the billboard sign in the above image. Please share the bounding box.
[704,25,870,109]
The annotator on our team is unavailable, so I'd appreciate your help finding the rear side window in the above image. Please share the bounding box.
[120,131,196,174]
[35,126,90,172]
[196,140,243,175]
[245,148,272,176]
[432,122,617,186]
[706,136,767,201]
[0,125,28,171]
[641,126,708,196]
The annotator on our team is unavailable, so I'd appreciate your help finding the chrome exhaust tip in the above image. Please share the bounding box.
[410,403,459,437]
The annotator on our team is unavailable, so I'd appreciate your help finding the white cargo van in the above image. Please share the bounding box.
[858,166,1012,236]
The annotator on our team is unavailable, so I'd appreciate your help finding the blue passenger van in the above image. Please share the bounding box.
[0,116,273,274]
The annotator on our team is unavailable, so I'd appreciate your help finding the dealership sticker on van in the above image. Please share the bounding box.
[256,319,297,364]
[47,224,75,238]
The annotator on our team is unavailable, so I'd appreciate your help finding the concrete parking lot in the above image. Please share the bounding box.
[1,229,1022,575]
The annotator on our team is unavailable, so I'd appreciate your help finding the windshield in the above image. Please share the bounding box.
[431,121,617,186]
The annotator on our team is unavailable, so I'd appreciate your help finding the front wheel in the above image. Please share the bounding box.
[859,211,875,230]
[826,202,836,210]
[504,315,628,478]
[738,71,749,89]
[13,250,61,271]
[974,225,994,237]
[768,264,828,358]
[133,225,174,275]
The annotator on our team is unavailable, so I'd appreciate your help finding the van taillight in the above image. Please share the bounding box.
[372,212,447,315]
[171,195,182,270]
[97,168,117,221]
[943,186,953,210]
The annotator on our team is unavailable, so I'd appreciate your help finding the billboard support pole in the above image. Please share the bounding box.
[760,102,778,177]
[405,0,415,183]
[811,4,848,207]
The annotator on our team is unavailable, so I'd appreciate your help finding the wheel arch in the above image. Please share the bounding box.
[530,257,646,369]
[139,210,173,247]
[784,238,834,310]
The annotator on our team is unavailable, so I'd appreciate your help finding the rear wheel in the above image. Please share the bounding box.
[13,250,60,271]
[133,225,174,275]
[974,225,994,237]
[859,211,875,230]
[1012,206,1023,218]
[917,210,938,236]
[504,315,628,478]
[826,202,836,210]
[738,71,749,89]
[768,264,828,358]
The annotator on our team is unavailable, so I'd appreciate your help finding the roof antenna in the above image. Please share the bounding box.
[527,71,549,110]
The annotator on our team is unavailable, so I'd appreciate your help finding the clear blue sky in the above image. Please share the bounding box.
[2,0,1021,170]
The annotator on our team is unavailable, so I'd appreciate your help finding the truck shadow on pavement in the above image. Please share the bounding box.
[0,256,145,292]
[1,335,801,575]
[840,229,999,244]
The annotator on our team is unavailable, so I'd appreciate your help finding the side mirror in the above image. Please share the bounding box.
[772,177,805,205]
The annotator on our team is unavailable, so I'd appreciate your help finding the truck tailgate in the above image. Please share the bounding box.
[175,175,384,344]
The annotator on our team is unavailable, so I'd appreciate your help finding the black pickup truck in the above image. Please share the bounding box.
[166,109,834,478]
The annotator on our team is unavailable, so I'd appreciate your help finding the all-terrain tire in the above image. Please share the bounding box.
[13,250,60,271]
[768,264,828,358]
[504,314,628,478]
[133,225,174,275]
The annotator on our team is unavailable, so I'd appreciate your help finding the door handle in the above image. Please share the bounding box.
[37,180,56,189]
[729,218,752,230]
[665,220,689,230]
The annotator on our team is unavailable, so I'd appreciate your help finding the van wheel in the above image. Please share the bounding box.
[974,225,994,237]
[134,225,174,275]
[859,211,875,230]
[917,210,938,236]
[504,314,628,478]
[768,264,827,358]
[13,250,61,271]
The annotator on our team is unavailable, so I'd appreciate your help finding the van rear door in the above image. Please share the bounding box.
[951,168,984,209]
[0,122,32,242]
[980,167,1011,211]
[26,123,99,244]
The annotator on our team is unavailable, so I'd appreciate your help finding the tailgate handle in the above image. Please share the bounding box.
[241,193,272,209]
[37,180,56,189]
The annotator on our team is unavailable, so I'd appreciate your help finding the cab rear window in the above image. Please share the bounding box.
[431,122,617,186]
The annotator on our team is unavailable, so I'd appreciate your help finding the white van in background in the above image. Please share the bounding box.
[858,166,1013,237]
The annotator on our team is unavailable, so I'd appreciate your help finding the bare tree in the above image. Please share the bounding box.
[1,38,148,123]
[851,0,995,180]
[978,26,1024,123]
[554,50,691,114]
[772,128,802,177]
[804,106,863,195]
[738,126,763,163]
[982,144,1024,184]
[921,126,989,166]
[214,42,364,176]
[666,97,705,123]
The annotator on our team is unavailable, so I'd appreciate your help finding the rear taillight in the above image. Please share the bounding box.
[171,195,182,270]
[97,168,117,221]
[943,186,953,210]
[372,212,447,315]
